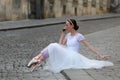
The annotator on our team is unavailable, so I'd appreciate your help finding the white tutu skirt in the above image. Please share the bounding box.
[42,43,113,73]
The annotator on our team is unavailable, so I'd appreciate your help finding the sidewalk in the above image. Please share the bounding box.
[0,13,120,31]
[63,25,120,80]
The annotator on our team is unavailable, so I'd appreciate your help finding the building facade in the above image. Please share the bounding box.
[0,0,29,21]
[44,0,111,18]
[0,0,119,21]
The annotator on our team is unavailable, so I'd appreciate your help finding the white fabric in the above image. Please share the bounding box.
[65,33,85,52]
[43,33,113,73]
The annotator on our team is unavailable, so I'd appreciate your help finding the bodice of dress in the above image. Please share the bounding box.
[65,33,85,52]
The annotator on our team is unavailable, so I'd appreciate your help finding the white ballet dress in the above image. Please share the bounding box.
[42,33,113,73]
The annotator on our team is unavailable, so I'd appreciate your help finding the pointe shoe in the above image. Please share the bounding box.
[27,58,38,68]
[31,60,42,72]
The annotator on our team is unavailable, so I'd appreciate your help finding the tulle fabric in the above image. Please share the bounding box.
[43,43,113,73]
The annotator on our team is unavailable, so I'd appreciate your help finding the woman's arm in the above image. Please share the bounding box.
[81,39,110,60]
[59,30,67,45]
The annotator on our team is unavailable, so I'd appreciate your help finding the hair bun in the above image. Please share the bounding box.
[74,25,79,30]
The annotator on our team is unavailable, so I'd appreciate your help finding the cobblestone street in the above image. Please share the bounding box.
[0,18,120,80]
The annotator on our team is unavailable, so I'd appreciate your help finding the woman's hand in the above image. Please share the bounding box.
[99,55,111,60]
[61,26,66,33]
[61,28,66,34]
[59,27,67,45]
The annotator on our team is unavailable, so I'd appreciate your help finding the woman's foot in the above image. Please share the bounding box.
[27,57,38,68]
[30,60,42,72]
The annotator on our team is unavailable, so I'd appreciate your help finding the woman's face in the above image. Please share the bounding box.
[65,21,73,31]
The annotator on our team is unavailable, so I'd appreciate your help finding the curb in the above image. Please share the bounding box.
[0,13,120,31]
[0,21,64,31]
[61,71,71,80]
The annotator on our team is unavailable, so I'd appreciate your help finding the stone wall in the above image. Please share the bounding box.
[44,0,111,18]
[0,0,6,21]
[0,0,29,21]
[0,0,112,21]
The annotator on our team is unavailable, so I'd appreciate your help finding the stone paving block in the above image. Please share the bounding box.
[0,72,8,79]
[86,70,120,80]
[54,73,67,80]
[5,62,13,71]
[0,63,5,70]
[64,69,94,80]
[6,77,20,80]
[22,74,40,80]
[84,69,112,80]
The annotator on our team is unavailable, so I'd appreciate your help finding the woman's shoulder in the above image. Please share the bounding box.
[77,33,84,36]
[76,33,85,41]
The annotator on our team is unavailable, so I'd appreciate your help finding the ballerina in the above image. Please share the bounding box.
[27,19,113,73]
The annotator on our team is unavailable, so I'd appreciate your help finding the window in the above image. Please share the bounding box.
[74,7,77,15]
[63,5,66,14]
[83,0,88,7]
[73,0,78,5]
[12,0,21,9]
[99,0,103,8]
[92,0,96,7]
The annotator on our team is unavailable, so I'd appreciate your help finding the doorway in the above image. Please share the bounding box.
[29,0,44,19]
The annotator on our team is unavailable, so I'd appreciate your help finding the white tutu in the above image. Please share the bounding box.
[43,43,113,73]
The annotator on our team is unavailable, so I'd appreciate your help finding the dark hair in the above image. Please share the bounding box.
[67,19,79,30]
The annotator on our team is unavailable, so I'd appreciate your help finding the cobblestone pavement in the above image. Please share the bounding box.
[64,25,120,80]
[84,26,120,80]
[0,18,120,80]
